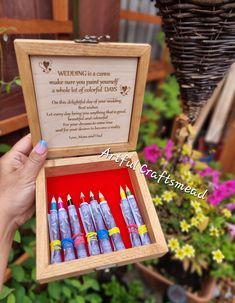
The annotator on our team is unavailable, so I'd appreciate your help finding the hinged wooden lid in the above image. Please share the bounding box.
[14,39,151,158]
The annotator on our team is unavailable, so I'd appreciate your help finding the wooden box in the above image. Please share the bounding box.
[14,39,168,283]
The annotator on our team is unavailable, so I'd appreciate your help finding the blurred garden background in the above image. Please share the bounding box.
[0,0,235,302]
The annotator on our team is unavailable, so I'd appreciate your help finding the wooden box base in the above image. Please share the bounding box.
[36,152,168,283]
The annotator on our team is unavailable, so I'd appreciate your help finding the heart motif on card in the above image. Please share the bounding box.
[120,85,131,96]
[43,61,50,69]
[39,59,52,73]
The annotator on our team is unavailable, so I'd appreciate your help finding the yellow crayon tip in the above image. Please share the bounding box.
[120,186,126,200]
[99,191,105,201]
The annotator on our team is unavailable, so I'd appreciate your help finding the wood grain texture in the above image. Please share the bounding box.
[193,78,225,144]
[120,9,161,25]
[0,113,28,136]
[36,152,168,283]
[0,19,72,34]
[79,0,120,42]
[36,167,50,281]
[205,64,235,144]
[0,89,25,120]
[0,0,52,82]
[14,40,151,158]
[52,0,68,21]
[220,121,235,175]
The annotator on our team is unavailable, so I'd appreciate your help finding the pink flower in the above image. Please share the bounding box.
[164,139,174,161]
[198,167,220,186]
[207,180,235,206]
[227,224,235,240]
[225,203,235,212]
[221,180,235,194]
[208,193,223,206]
[143,144,161,163]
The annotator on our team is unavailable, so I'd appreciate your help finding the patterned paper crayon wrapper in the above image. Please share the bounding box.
[48,211,62,264]
[79,202,100,256]
[90,199,112,253]
[127,195,151,245]
[99,201,125,251]
[58,208,76,261]
[120,199,141,247]
[68,205,87,258]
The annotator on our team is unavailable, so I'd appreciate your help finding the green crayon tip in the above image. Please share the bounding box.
[126,186,132,196]
[90,191,95,200]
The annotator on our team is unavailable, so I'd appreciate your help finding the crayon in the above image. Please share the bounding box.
[79,192,100,256]
[89,191,112,253]
[120,186,141,247]
[58,197,76,261]
[99,191,125,251]
[48,196,62,264]
[67,194,87,259]
[126,186,151,245]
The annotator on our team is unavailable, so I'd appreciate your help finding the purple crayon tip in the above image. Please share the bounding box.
[58,196,64,209]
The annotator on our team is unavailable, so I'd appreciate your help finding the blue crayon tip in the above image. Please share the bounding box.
[51,196,57,210]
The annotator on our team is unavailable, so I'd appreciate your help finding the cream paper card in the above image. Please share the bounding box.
[30,56,138,148]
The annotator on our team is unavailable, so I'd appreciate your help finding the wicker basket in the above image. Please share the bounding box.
[152,0,235,123]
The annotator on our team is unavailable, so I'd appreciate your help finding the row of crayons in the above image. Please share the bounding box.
[48,186,151,264]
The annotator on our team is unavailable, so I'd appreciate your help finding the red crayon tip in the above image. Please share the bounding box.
[80,192,86,203]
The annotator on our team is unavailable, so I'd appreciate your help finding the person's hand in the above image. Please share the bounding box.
[0,134,48,231]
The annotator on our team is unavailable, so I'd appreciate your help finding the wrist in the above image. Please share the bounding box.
[0,212,16,242]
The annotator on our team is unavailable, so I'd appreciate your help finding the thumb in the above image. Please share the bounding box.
[23,140,48,180]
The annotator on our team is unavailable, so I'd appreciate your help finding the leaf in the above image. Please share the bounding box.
[75,296,85,303]
[84,293,102,303]
[5,83,11,93]
[23,245,34,256]
[69,279,82,289]
[157,31,165,46]
[7,294,16,303]
[23,257,34,270]
[11,265,25,282]
[31,268,36,281]
[0,144,11,153]
[62,286,71,298]
[15,78,21,86]
[0,286,14,300]
[198,216,210,232]
[80,277,100,292]
[8,250,15,263]
[47,282,61,300]
[23,296,32,303]
[15,285,26,303]
[13,230,21,243]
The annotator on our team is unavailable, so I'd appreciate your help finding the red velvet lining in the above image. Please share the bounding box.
[47,168,138,252]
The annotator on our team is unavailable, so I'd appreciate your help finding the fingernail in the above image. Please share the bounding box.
[34,140,48,155]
